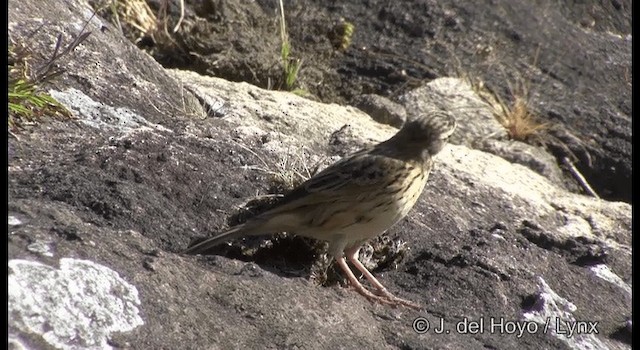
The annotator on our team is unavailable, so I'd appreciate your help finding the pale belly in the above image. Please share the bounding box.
[292,169,428,248]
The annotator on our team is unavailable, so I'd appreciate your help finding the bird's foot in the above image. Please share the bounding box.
[373,288,422,310]
[351,284,422,310]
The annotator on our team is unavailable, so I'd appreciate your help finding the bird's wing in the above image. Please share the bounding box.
[260,150,414,216]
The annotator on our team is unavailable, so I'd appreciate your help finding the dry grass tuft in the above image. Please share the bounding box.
[497,95,549,141]
[473,79,549,142]
[94,0,181,50]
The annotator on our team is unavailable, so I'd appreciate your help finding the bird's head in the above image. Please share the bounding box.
[390,110,457,158]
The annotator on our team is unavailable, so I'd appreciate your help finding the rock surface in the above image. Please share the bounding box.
[8,0,631,349]
[137,0,631,203]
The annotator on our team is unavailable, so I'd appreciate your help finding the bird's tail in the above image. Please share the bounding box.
[183,221,265,255]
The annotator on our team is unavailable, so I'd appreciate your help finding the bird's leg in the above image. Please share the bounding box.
[334,256,397,306]
[345,247,389,293]
[344,246,422,310]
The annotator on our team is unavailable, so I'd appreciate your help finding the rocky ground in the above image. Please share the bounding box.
[8,0,631,349]
[132,0,632,203]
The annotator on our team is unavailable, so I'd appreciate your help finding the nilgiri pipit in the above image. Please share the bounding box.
[185,111,456,309]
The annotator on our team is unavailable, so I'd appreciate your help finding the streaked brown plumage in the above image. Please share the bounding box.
[184,111,457,308]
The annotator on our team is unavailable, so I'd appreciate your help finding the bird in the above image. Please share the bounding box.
[184,110,457,309]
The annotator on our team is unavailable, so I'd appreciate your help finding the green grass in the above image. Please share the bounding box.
[278,0,303,91]
[8,42,70,131]
[8,20,92,132]
[330,19,355,51]
[8,78,69,127]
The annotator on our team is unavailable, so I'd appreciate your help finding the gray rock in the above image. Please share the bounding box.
[352,94,407,128]
[475,138,573,191]
[8,1,630,349]
[399,78,509,146]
